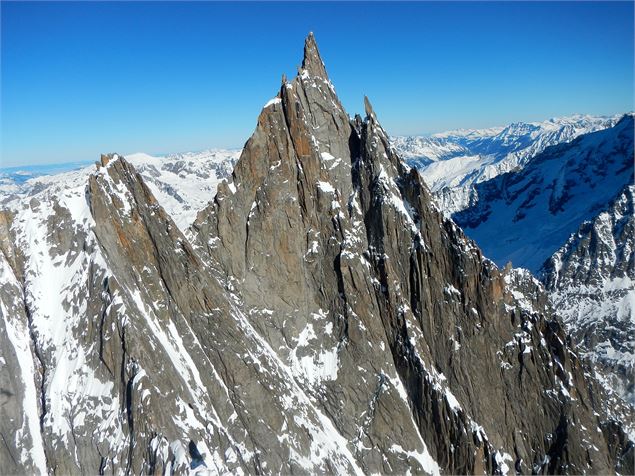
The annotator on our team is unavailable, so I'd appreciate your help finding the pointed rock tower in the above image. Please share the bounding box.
[193,34,634,474]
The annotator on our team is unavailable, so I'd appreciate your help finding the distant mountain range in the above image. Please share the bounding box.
[450,114,633,272]
[5,113,620,223]
[391,114,622,215]
[1,150,240,233]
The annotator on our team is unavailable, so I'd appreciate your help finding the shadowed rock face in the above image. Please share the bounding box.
[0,33,633,475]
[450,114,634,273]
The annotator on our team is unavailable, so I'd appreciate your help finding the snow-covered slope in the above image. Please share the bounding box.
[452,114,634,272]
[389,136,475,167]
[540,185,635,406]
[442,116,635,410]
[124,149,240,231]
[392,114,622,215]
[0,149,240,233]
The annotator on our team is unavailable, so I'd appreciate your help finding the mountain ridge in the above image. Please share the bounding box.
[540,184,635,406]
[452,114,634,272]
[391,113,624,216]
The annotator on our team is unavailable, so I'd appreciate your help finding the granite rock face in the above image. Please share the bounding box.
[0,33,633,474]
[193,33,634,474]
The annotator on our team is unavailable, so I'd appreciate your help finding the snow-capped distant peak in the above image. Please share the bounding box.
[391,113,626,215]
[0,148,242,233]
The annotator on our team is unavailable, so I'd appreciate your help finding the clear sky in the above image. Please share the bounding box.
[2,1,633,167]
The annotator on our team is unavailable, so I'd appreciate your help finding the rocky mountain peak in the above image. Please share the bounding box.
[301,31,328,79]
[192,33,634,474]
[363,95,376,120]
[99,152,118,167]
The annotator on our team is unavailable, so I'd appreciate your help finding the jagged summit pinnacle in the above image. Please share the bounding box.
[301,31,328,79]
[99,152,119,167]
[364,95,375,119]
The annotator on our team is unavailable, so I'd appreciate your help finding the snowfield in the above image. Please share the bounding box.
[1,149,241,233]
[391,113,622,215]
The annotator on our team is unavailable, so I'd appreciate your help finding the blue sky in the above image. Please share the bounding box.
[2,1,633,167]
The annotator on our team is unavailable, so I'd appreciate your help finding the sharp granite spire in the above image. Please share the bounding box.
[193,32,634,475]
[301,31,329,79]
[364,95,375,119]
